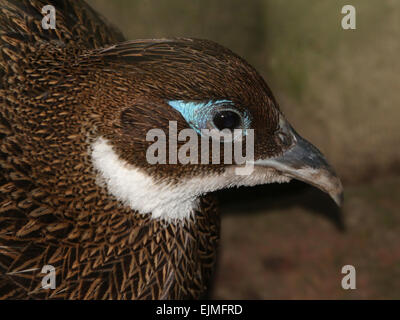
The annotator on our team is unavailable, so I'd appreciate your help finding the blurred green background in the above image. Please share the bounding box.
[87,0,400,299]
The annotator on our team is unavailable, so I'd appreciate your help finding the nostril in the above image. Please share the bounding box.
[277,131,292,147]
[277,116,296,148]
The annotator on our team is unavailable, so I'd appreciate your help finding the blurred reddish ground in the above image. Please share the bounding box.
[212,177,400,299]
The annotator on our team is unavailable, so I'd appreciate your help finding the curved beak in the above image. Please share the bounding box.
[254,127,343,207]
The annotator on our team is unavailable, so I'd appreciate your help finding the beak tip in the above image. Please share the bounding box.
[331,190,344,207]
[328,175,344,207]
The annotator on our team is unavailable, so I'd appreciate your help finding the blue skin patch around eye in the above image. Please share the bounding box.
[168,100,251,135]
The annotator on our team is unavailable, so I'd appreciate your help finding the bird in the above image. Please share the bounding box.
[0,0,343,299]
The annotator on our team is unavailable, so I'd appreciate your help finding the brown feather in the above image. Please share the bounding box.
[0,0,285,299]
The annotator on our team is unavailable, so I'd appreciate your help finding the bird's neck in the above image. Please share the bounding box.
[91,136,203,222]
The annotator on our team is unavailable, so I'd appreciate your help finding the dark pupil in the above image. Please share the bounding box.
[213,111,241,131]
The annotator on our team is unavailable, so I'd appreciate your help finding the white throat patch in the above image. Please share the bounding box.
[90,137,290,222]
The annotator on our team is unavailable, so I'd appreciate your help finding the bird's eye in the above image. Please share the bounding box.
[167,99,250,136]
[212,110,242,131]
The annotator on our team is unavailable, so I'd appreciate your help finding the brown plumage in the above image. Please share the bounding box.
[0,0,343,299]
